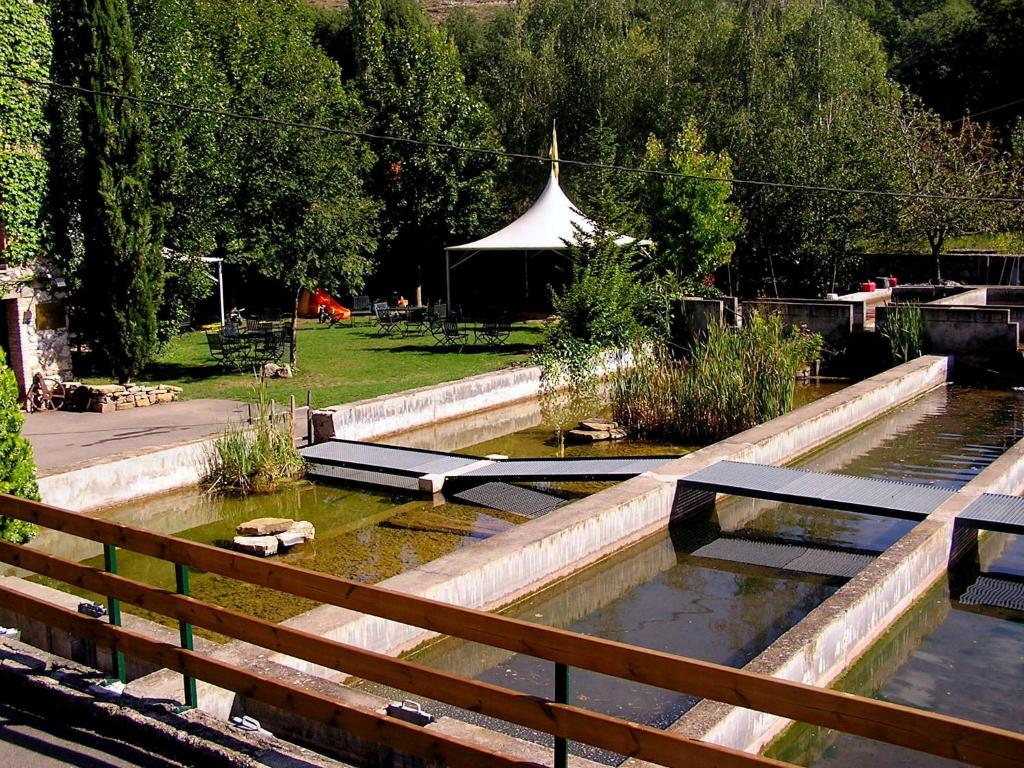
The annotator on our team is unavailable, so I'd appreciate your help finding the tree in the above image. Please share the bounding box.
[886,100,1005,281]
[0,0,51,267]
[0,348,38,543]
[642,124,743,293]
[71,0,165,383]
[202,0,378,365]
[331,0,503,300]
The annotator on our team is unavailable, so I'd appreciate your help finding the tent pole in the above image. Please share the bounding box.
[524,250,529,305]
[445,250,451,307]
[218,260,225,326]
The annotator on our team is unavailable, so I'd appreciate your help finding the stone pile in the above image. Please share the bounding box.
[565,417,628,443]
[232,517,316,557]
[64,382,182,413]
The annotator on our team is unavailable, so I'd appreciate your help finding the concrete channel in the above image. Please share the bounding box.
[14,352,1022,766]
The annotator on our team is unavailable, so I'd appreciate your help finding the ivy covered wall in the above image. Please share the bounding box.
[0,0,51,267]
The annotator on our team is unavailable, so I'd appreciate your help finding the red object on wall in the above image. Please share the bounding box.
[860,281,877,293]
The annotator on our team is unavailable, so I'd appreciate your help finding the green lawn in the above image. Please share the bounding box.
[117,319,545,407]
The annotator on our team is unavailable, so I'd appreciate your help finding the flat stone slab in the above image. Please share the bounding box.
[232,535,279,557]
[237,517,294,536]
[276,521,315,548]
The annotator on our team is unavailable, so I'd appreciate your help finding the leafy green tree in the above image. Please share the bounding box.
[0,0,51,267]
[328,0,503,299]
[884,101,1005,281]
[0,348,38,543]
[642,124,743,293]
[70,0,165,383]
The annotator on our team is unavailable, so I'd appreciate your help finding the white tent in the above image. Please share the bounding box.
[443,166,642,307]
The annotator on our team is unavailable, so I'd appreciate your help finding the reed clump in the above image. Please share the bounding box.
[611,312,823,442]
[879,302,923,364]
[206,380,304,494]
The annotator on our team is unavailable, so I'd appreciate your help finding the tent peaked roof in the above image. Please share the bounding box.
[446,168,637,252]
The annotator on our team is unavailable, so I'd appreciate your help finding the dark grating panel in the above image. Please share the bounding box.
[692,538,872,578]
[680,460,954,519]
[692,538,800,569]
[960,576,1024,612]
[460,456,675,480]
[452,482,564,519]
[959,493,1024,534]
[306,463,420,492]
[785,549,873,578]
[302,440,479,476]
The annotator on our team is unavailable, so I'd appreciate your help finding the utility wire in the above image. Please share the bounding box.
[7,72,1024,205]
[950,96,1024,125]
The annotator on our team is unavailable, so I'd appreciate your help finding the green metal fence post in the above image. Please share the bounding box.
[102,543,126,683]
[175,563,198,708]
[554,662,570,768]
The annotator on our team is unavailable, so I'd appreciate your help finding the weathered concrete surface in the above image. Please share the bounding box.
[917,306,1017,356]
[642,423,1024,762]
[744,300,855,347]
[36,437,213,512]
[927,286,988,306]
[311,365,545,443]
[25,399,248,473]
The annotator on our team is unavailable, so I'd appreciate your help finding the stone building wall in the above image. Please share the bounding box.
[1,265,73,396]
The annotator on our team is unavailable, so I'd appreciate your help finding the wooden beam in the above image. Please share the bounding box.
[0,584,540,768]
[3,493,1023,767]
[0,540,784,768]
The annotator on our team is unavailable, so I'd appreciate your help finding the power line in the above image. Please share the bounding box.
[6,72,1024,205]
[950,96,1024,125]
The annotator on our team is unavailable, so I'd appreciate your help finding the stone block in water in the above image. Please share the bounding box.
[276,521,315,548]
[566,417,627,443]
[233,535,279,557]
[237,517,294,536]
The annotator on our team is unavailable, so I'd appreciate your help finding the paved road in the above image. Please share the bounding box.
[23,398,249,472]
[0,700,188,767]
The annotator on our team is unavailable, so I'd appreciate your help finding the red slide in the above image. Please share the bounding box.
[299,287,351,320]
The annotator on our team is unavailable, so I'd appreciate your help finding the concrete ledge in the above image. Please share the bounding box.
[37,436,213,512]
[312,365,544,443]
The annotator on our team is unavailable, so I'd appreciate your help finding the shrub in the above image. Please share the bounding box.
[205,379,304,495]
[612,311,823,442]
[880,303,923,364]
[0,349,39,543]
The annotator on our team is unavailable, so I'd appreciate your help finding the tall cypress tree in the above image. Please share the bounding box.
[74,0,163,383]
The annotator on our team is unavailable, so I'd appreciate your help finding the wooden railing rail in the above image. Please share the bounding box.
[0,541,783,768]
[0,586,539,768]
[2,493,1023,768]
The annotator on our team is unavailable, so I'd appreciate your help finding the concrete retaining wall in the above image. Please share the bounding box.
[743,301,854,348]
[37,438,213,512]
[985,287,1024,305]
[891,285,970,303]
[927,287,988,306]
[311,365,544,443]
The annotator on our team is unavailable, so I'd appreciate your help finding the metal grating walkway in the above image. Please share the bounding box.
[452,482,564,519]
[302,439,678,493]
[960,575,1024,613]
[456,456,676,482]
[302,439,481,478]
[958,493,1024,534]
[691,538,873,578]
[679,460,956,520]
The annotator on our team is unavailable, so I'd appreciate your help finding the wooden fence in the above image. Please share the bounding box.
[0,492,1021,768]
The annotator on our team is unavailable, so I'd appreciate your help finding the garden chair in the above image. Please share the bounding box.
[206,332,226,364]
[402,306,429,336]
[373,302,404,337]
[435,318,469,352]
[218,331,248,371]
[427,302,448,341]
[476,317,512,347]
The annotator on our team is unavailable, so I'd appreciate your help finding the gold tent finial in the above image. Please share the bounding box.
[550,120,559,181]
